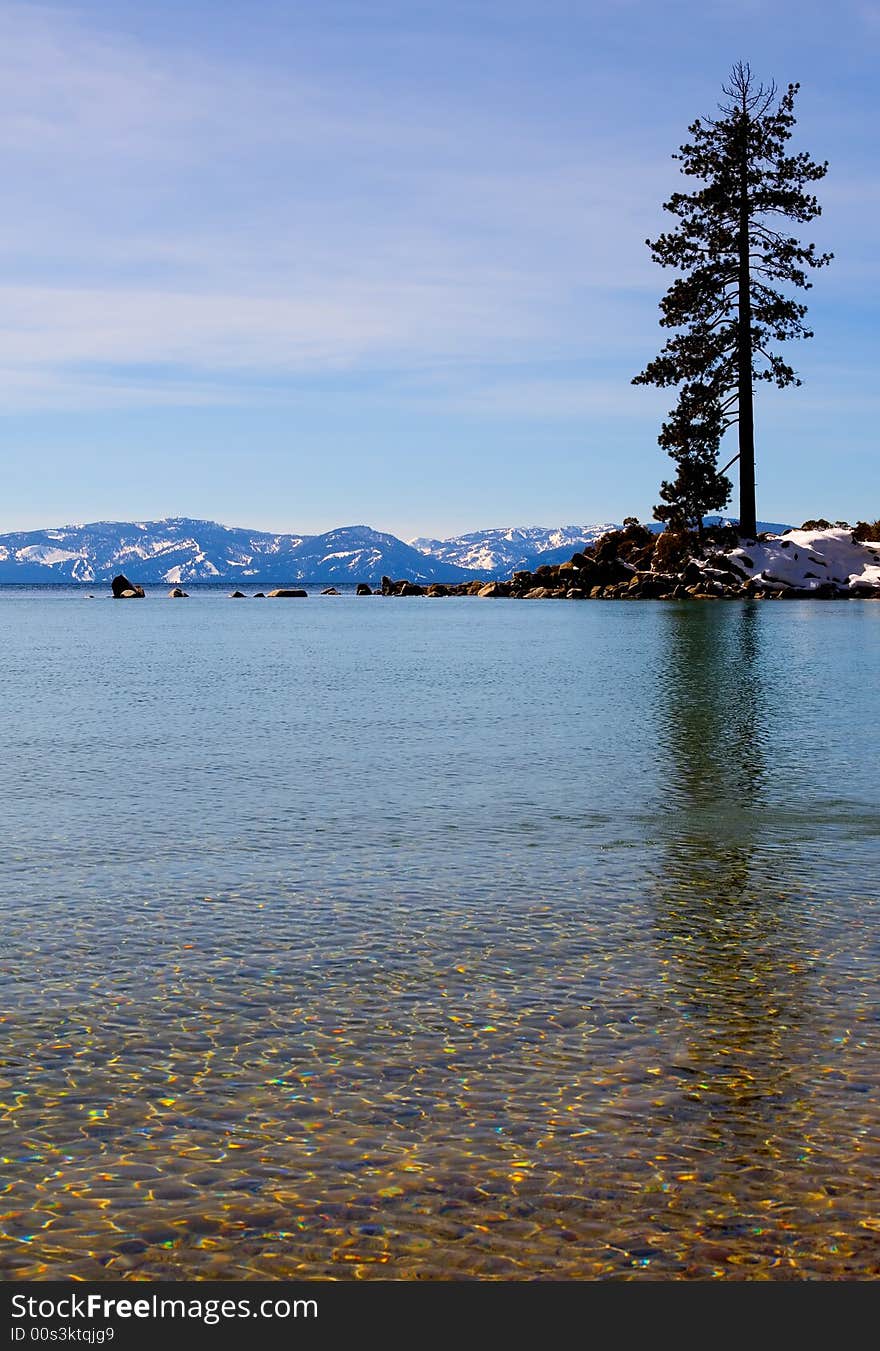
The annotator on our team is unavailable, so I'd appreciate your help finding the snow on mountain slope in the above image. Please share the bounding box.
[0,519,480,585]
[15,545,85,566]
[410,524,619,575]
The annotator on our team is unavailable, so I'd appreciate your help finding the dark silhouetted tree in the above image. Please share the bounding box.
[654,382,733,540]
[633,63,832,538]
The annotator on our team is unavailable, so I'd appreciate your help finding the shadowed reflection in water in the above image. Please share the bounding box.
[659,600,767,844]
[647,602,872,1275]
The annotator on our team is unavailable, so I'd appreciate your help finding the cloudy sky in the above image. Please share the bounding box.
[1,0,876,536]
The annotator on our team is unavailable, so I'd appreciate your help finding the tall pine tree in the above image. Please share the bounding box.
[634,63,832,538]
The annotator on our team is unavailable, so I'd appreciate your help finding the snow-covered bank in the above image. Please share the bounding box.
[718,528,880,595]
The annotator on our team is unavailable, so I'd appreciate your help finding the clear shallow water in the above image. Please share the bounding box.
[0,591,878,1281]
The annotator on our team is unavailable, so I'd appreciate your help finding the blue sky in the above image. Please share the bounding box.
[0,0,877,537]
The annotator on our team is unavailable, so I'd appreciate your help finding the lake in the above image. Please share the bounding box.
[1,589,878,1279]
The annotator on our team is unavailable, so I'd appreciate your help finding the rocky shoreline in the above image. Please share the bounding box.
[109,521,880,601]
[373,520,880,600]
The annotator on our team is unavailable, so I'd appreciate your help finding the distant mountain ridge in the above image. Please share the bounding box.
[0,516,795,584]
[409,524,619,575]
[410,518,793,575]
[0,519,478,585]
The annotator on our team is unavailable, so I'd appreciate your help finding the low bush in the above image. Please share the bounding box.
[653,529,692,570]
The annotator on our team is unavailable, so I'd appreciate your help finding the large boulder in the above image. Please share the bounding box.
[681,559,705,586]
[356,583,372,596]
[229,590,246,598]
[593,558,632,586]
[380,576,418,596]
[111,574,144,598]
[633,572,675,598]
[267,588,308,597]
[168,588,188,598]
[321,587,341,595]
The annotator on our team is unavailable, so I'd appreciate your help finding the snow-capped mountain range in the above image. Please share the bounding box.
[0,519,479,585]
[409,524,619,575]
[0,517,794,584]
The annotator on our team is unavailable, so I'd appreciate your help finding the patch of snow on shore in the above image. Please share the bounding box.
[724,529,880,592]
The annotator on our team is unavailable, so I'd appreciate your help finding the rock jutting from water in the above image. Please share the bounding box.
[111,573,145,598]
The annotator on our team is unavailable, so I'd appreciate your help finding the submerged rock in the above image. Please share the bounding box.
[168,588,188,598]
[321,587,341,595]
[229,590,246,598]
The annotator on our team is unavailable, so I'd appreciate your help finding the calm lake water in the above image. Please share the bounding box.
[1,589,878,1280]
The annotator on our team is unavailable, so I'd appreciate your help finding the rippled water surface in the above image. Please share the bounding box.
[1,591,878,1280]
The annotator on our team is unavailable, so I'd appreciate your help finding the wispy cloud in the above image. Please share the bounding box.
[0,0,873,430]
[0,1,675,410]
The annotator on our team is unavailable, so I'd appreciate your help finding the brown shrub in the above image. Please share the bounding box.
[653,529,693,571]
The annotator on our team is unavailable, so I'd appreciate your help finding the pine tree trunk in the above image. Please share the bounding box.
[737,133,757,539]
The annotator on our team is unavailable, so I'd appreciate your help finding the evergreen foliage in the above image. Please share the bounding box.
[634,63,832,538]
[653,382,733,539]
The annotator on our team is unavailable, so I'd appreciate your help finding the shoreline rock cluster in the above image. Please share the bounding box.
[108,520,880,602]
[373,520,880,600]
